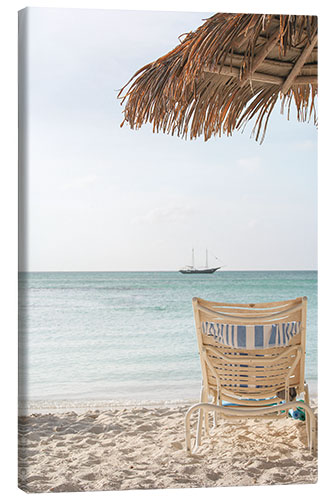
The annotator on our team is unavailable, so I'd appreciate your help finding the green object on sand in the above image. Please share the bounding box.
[289,400,306,421]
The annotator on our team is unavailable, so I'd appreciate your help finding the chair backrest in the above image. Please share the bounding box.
[192,296,307,406]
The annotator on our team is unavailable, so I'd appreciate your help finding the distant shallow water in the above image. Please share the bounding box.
[18,271,317,412]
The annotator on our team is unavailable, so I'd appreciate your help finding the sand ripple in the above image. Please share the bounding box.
[18,400,317,492]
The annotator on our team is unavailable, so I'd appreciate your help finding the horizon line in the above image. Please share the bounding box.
[18,269,318,273]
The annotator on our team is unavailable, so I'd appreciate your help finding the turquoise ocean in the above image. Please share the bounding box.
[18,271,317,412]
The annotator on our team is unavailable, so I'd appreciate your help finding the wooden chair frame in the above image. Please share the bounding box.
[185,296,316,454]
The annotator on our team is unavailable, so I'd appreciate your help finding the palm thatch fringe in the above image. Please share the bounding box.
[118,13,317,143]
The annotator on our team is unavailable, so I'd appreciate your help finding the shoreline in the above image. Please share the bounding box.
[18,398,199,416]
[18,398,318,493]
[18,379,318,416]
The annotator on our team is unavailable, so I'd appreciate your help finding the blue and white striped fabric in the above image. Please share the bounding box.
[201,321,301,349]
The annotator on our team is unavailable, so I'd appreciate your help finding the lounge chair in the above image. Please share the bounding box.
[185,296,316,453]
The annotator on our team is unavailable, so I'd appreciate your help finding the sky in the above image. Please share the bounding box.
[20,7,318,271]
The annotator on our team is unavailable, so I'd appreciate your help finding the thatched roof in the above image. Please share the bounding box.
[118,13,318,143]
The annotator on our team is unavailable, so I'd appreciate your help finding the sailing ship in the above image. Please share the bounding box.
[179,249,221,274]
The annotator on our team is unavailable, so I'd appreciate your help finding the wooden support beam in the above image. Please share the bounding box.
[281,34,318,94]
[295,75,317,85]
[204,66,317,86]
[205,65,283,84]
[239,29,280,87]
[223,53,317,75]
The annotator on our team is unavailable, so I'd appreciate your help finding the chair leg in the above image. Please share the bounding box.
[204,409,210,435]
[197,385,210,437]
[212,393,218,428]
[293,399,315,451]
[195,386,205,448]
[303,384,316,452]
[213,409,216,428]
[308,418,315,452]
[304,384,311,448]
[195,407,203,448]
[186,402,221,454]
[185,402,207,454]
[185,407,193,454]
[201,388,210,435]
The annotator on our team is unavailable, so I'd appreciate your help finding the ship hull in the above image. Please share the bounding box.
[179,267,220,274]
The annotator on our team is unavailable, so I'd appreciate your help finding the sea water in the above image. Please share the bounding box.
[18,271,317,412]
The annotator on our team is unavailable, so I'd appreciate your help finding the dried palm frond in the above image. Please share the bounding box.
[118,13,317,143]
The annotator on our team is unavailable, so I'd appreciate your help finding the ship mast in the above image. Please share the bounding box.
[192,248,195,268]
[206,248,208,268]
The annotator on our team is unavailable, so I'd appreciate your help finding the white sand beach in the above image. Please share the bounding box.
[18,399,317,493]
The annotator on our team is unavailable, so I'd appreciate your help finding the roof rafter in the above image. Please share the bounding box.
[204,65,317,86]
[239,29,280,87]
[281,34,318,94]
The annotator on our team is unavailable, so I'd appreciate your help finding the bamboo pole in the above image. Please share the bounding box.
[239,29,280,87]
[281,34,318,94]
[205,66,317,86]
